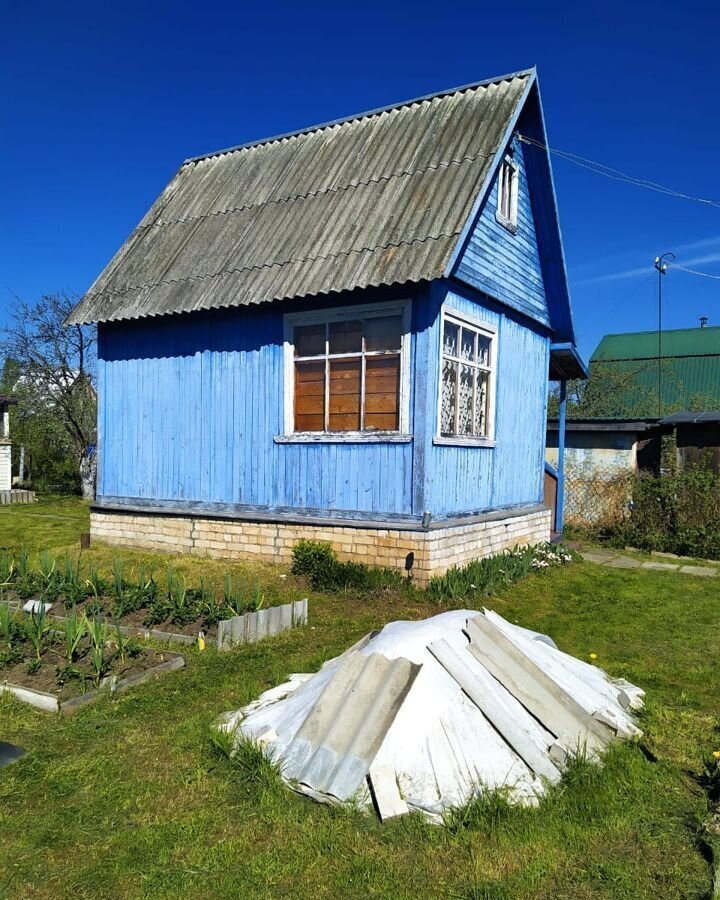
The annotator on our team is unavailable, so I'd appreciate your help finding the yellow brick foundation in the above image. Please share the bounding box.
[90,507,551,586]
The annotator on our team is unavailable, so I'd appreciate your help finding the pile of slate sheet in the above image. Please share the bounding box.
[217,609,644,822]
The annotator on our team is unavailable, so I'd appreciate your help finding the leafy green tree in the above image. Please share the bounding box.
[548,364,655,418]
[0,294,97,498]
[549,359,717,420]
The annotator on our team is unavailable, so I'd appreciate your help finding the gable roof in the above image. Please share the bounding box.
[588,326,720,417]
[68,70,545,326]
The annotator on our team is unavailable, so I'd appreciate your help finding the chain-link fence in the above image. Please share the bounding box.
[563,460,632,528]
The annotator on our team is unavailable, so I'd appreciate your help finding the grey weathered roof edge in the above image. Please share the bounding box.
[182,66,537,165]
[659,410,720,425]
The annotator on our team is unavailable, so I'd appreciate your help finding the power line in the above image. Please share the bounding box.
[668,262,720,280]
[518,135,720,210]
[581,272,655,334]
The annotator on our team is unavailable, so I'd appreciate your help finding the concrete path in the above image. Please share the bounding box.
[580,548,718,577]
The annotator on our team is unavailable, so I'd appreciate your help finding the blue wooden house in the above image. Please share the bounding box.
[68,67,586,583]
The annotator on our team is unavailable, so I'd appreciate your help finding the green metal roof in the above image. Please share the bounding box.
[587,326,720,417]
[592,326,720,361]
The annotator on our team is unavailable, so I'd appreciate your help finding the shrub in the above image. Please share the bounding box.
[290,540,338,583]
[291,539,407,592]
[291,539,571,597]
[608,465,720,559]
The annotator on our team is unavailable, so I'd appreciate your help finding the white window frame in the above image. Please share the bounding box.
[496,154,519,232]
[435,307,497,446]
[280,299,412,442]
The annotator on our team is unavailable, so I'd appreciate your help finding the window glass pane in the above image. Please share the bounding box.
[328,358,361,431]
[364,356,400,431]
[474,371,489,436]
[477,334,491,366]
[458,365,473,435]
[294,361,325,431]
[440,359,457,435]
[329,320,362,355]
[443,321,459,357]
[294,323,325,357]
[364,315,402,352]
[500,164,511,220]
[460,328,475,362]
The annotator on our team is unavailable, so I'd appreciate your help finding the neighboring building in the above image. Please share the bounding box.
[546,322,720,474]
[546,418,657,476]
[656,411,720,474]
[545,323,720,523]
[0,395,33,503]
[68,68,585,583]
[591,323,720,417]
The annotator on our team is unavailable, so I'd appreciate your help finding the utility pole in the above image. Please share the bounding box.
[653,252,675,418]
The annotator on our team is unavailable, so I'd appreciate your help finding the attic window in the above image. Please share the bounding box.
[496,155,519,231]
[283,301,411,438]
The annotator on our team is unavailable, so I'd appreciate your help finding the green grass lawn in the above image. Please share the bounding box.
[1,499,718,899]
[0,496,91,550]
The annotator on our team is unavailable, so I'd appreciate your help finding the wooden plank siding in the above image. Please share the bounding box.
[415,283,549,517]
[97,292,416,517]
[97,277,549,522]
[453,133,550,330]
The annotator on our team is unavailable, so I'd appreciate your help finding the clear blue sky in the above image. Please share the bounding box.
[2,0,718,361]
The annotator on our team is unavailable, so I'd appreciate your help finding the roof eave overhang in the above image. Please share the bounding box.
[549,342,589,381]
[547,418,658,432]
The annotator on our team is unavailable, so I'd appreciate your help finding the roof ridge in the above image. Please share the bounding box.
[599,325,720,339]
[182,67,535,165]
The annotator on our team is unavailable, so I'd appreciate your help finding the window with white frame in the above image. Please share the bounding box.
[439,312,495,439]
[496,155,519,230]
[285,303,410,434]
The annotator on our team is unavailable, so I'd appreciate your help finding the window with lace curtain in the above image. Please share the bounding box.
[438,312,496,440]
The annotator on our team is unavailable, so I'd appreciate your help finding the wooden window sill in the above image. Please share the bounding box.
[495,212,518,234]
[433,436,496,448]
[275,432,412,444]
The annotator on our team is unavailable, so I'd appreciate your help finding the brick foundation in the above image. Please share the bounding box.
[90,505,551,586]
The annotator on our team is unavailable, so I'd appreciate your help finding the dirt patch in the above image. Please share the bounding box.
[1,635,174,701]
[53,598,211,639]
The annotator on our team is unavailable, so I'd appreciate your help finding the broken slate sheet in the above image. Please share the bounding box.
[217,609,643,822]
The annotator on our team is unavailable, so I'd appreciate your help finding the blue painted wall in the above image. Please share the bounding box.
[453,133,550,330]
[412,281,549,517]
[98,279,549,520]
[98,290,416,517]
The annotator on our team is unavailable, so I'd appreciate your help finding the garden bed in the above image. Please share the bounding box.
[0,603,185,713]
[0,550,305,648]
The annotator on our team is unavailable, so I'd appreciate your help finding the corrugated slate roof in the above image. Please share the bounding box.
[280,651,420,800]
[67,71,533,325]
[588,326,720,417]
